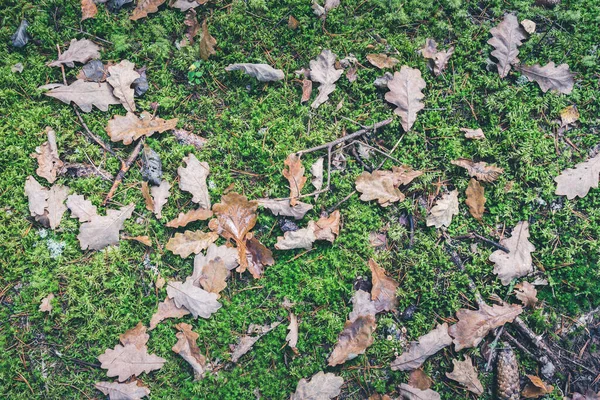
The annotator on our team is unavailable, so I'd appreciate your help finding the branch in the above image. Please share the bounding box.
[452,232,510,253]
[103,138,145,206]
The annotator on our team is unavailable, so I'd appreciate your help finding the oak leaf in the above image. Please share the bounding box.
[120,322,149,350]
[385,66,426,131]
[407,369,433,390]
[166,208,213,228]
[230,321,281,362]
[560,105,579,127]
[257,198,313,220]
[522,375,554,398]
[149,297,190,330]
[192,244,239,284]
[199,20,217,60]
[44,80,120,113]
[81,0,98,21]
[517,62,575,94]
[47,184,70,229]
[419,38,454,76]
[48,39,100,68]
[451,159,503,182]
[183,10,200,45]
[348,290,377,322]
[107,112,178,145]
[275,227,316,250]
[95,381,150,400]
[309,210,340,242]
[367,53,399,69]
[391,323,452,371]
[197,259,228,296]
[355,170,403,206]
[398,383,441,400]
[555,153,600,199]
[426,190,459,228]
[172,128,207,150]
[225,63,284,82]
[150,180,171,219]
[514,281,538,307]
[461,127,485,140]
[282,153,307,206]
[78,204,135,250]
[327,315,376,366]
[66,194,97,222]
[310,157,324,192]
[167,277,221,318]
[285,312,299,354]
[106,60,140,112]
[291,371,343,400]
[39,293,54,312]
[131,0,167,20]
[368,259,399,313]
[172,323,208,380]
[166,230,218,258]
[489,221,535,285]
[445,356,484,395]
[25,176,49,216]
[32,127,63,183]
[487,14,527,78]
[178,154,211,209]
[309,49,343,108]
[245,236,274,279]
[465,178,485,220]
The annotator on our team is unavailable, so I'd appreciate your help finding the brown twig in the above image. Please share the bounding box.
[452,232,510,253]
[103,138,145,206]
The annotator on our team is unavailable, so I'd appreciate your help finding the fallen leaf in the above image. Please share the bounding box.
[47,184,70,229]
[445,356,484,395]
[373,72,394,89]
[309,49,343,108]
[300,79,313,103]
[170,0,207,11]
[123,235,152,246]
[521,19,536,34]
[11,19,30,48]
[95,381,150,400]
[230,321,281,362]
[150,180,171,219]
[560,105,579,127]
[39,293,54,312]
[106,111,178,145]
[173,129,207,150]
[245,236,274,279]
[286,312,299,354]
[192,244,239,286]
[572,390,600,400]
[131,0,167,20]
[197,259,228,296]
[554,153,600,199]
[288,15,299,29]
[419,39,454,76]
[81,0,98,20]
[497,347,520,400]
[48,39,100,68]
[309,210,340,242]
[327,314,376,366]
[522,375,554,398]
[149,297,190,330]
[166,230,218,258]
[398,383,441,400]
[141,181,154,212]
[167,277,222,318]
[183,10,200,44]
[367,53,399,69]
[488,14,527,78]
[107,60,140,112]
[368,259,399,313]
[166,208,213,228]
[391,323,452,371]
[346,66,357,82]
[291,371,344,400]
[348,290,377,322]
[355,170,403,207]
[426,190,459,229]
[448,302,523,350]
[225,63,284,82]
[489,221,535,285]
[282,153,307,206]
[275,227,317,250]
[385,66,426,131]
[119,323,149,350]
[32,127,64,184]
[451,159,504,182]
[199,20,217,60]
[172,323,208,380]
[78,204,135,250]
[77,59,107,82]
[44,80,120,113]
[514,281,538,307]
[407,369,432,390]
[311,157,324,192]
[465,178,485,220]
[461,128,485,140]
[419,38,438,59]
[25,176,49,216]
[517,62,575,94]
[257,199,313,220]
[178,154,211,209]
[66,194,97,222]
[369,232,387,250]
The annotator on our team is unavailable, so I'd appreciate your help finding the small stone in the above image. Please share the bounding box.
[521,19,536,34]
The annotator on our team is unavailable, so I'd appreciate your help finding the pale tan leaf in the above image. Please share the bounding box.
[230,321,281,362]
[107,60,140,112]
[448,302,523,351]
[367,53,399,69]
[47,184,69,229]
[461,128,485,140]
[286,312,299,354]
[107,112,178,145]
[172,128,207,150]
[291,371,343,400]
[282,153,307,206]
[275,227,316,250]
[32,127,63,183]
[94,381,150,400]
[348,290,377,322]
[39,293,54,312]
[257,199,313,220]
[170,0,208,11]
[327,315,376,366]
[98,344,166,382]
[309,210,340,242]
[522,375,554,398]
[514,281,538,307]
[245,236,274,279]
[309,49,343,109]
[311,157,324,192]
[81,0,98,21]
[369,259,399,313]
[166,230,218,258]
[385,66,426,132]
[167,277,221,318]
[445,356,484,395]
[419,39,454,76]
[172,323,208,380]
[398,383,441,400]
[197,259,228,296]
[560,105,579,127]
[119,322,149,350]
[78,204,135,250]
[131,0,167,20]
[225,63,284,82]
[149,297,190,330]
[166,208,213,228]
[178,154,211,209]
[25,176,49,216]
[555,153,600,199]
[489,221,535,285]
[66,194,97,222]
[192,244,239,285]
[183,10,200,44]
[465,178,485,220]
[48,39,100,68]
[141,181,154,212]
[388,165,424,186]
[521,19,536,34]
[44,80,120,113]
[150,180,170,219]
[451,159,503,182]
[300,79,313,103]
[407,369,432,390]
[199,20,217,60]
[517,62,575,94]
[355,171,404,207]
[419,38,438,59]
[487,14,527,78]
[391,323,452,371]
[123,235,152,246]
[426,190,459,228]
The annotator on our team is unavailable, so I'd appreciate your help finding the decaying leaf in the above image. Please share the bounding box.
[257,199,313,220]
[448,303,523,351]
[419,38,454,76]
[572,390,600,400]
[385,66,426,131]
[11,19,30,48]
[275,227,317,250]
[183,10,200,44]
[291,371,344,400]
[225,63,284,82]
[368,259,398,313]
[407,369,433,390]
[309,210,340,242]
[166,230,218,258]
[39,293,54,312]
[286,312,299,354]
[426,190,459,229]
[167,277,222,319]
[81,0,98,21]
[497,346,520,400]
[107,112,178,145]
[451,159,503,182]
[309,49,343,109]
[355,171,403,207]
[107,60,140,112]
[123,235,152,246]
[348,290,377,322]
[367,53,399,69]
[282,153,307,206]
[48,39,101,68]
[166,208,213,228]
[173,129,207,150]
[172,323,208,380]
[44,80,120,113]
[95,381,150,400]
[517,62,575,94]
[32,127,63,184]
[514,281,538,308]
[192,244,239,284]
[131,0,167,20]
[150,180,171,219]
[170,0,208,11]
[560,105,579,127]
[149,297,190,330]
[391,323,452,371]
[66,194,97,222]
[555,153,600,199]
[301,78,313,103]
[142,181,154,212]
[199,20,217,60]
[230,321,281,362]
[197,259,228,296]
[47,184,70,229]
[522,375,554,398]
[487,14,527,78]
[78,204,135,250]
[461,127,485,140]
[310,157,324,193]
[25,176,49,216]
[489,221,535,285]
[445,356,484,395]
[141,145,163,187]
[178,154,211,209]
[465,178,485,220]
[245,236,274,279]
[398,383,441,400]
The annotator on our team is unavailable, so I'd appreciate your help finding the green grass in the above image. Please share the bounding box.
[1,0,599,398]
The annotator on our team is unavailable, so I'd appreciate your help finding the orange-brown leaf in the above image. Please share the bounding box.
[522,375,554,398]
[245,235,274,279]
[327,315,376,366]
[282,153,307,206]
[81,0,98,20]
[107,111,178,145]
[172,323,208,380]
[367,53,399,69]
[166,208,213,228]
[408,369,432,390]
[368,259,399,313]
[131,0,167,20]
[199,20,217,61]
[198,259,228,297]
[465,178,485,220]
[514,281,538,307]
[309,210,340,243]
[149,297,190,330]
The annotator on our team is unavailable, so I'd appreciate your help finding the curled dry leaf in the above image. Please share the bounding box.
[391,323,452,371]
[141,181,154,212]
[230,321,281,363]
[149,297,190,330]
[514,281,538,308]
[120,323,149,349]
[32,127,63,183]
[451,159,503,182]
[173,129,207,150]
[124,235,152,246]
[107,60,140,112]
[461,128,485,140]
[445,356,484,395]
[311,157,324,192]
[66,194,97,222]
[167,277,222,319]
[497,346,520,400]
[47,39,100,68]
[95,381,150,400]
[367,53,399,69]
[178,154,211,209]
[192,244,240,283]
[348,290,377,322]
[197,259,228,296]
[385,66,426,132]
[517,62,575,94]
[356,171,403,206]
[487,14,527,78]
[183,10,200,45]
[275,227,316,250]
[368,259,398,313]
[426,190,459,229]
[257,199,313,220]
[398,383,441,400]
[465,178,485,220]
[309,210,340,242]
[166,208,213,228]
[131,0,167,20]
[408,369,433,390]
[44,80,120,113]
[489,221,535,285]
[554,153,600,199]
[327,314,376,366]
[81,0,98,21]
[245,236,274,279]
[46,184,70,229]
[149,180,170,219]
[172,323,208,380]
[39,293,54,312]
[285,312,299,354]
[107,112,178,145]
[419,38,454,76]
[560,105,579,127]
[522,375,554,398]
[225,63,284,82]
[78,204,135,250]
[309,49,343,109]
[448,302,523,351]
[291,371,344,400]
[166,230,218,258]
[199,20,217,60]
[282,153,307,206]
[300,78,313,103]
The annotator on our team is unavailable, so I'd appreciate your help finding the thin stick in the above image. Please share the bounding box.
[64,26,113,44]
[453,232,510,253]
[103,138,145,206]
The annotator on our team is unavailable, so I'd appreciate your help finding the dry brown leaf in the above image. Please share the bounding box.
[448,302,523,351]
[199,19,217,60]
[282,153,307,206]
[78,204,135,250]
[124,235,152,246]
[95,381,150,400]
[44,80,120,112]
[192,244,239,284]
[81,0,98,21]
[172,128,207,150]
[311,157,324,194]
[522,375,554,398]
[309,49,343,109]
[183,9,200,44]
[445,356,484,395]
[178,154,211,209]
[288,15,299,29]
[385,66,426,132]
[398,383,441,400]
[367,53,399,69]
[572,391,600,400]
[327,314,376,366]
[197,259,228,296]
[488,14,527,78]
[560,105,579,127]
[167,277,221,318]
[172,322,208,380]
[355,170,404,207]
[149,297,190,330]
[225,63,285,82]
[348,290,377,322]
[107,111,178,145]
[369,232,387,250]
[451,159,503,182]
[426,190,459,228]
[32,127,63,184]
[166,230,218,258]
[300,79,313,103]
[489,221,535,285]
[47,184,70,229]
[245,236,274,279]
[48,39,100,68]
[66,194,97,222]
[309,210,340,242]
[257,198,313,220]
[291,371,344,400]
[119,323,149,350]
[497,347,520,400]
[465,178,485,220]
[461,127,485,140]
[150,180,171,219]
[107,60,140,112]
[286,312,299,354]
[555,153,600,199]
[369,259,398,313]
[141,181,154,212]
[39,293,54,312]
[170,0,208,11]
[419,38,438,59]
[166,208,213,228]
[407,369,432,390]
[391,323,452,371]
[514,281,538,308]
[275,227,316,250]
[25,176,49,216]
[419,38,454,76]
[131,0,167,20]
[517,62,575,94]
[230,321,281,363]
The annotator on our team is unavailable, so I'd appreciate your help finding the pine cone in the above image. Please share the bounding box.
[497,345,520,400]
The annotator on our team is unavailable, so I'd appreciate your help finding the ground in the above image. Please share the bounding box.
[1,0,599,399]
